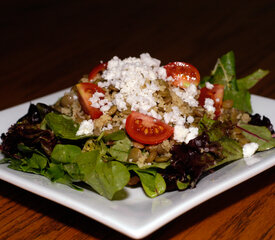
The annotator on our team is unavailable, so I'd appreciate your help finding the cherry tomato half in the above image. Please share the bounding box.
[76,82,105,119]
[125,112,174,145]
[198,84,224,117]
[164,62,200,88]
[88,62,107,81]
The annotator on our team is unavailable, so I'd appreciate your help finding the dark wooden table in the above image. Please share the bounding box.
[0,0,274,239]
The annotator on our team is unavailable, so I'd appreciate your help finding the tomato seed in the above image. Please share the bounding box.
[144,128,149,135]
[135,119,141,125]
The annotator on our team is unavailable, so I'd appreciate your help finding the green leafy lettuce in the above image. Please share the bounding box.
[75,151,130,200]
[199,115,243,169]
[45,112,87,140]
[202,51,269,113]
[128,165,166,198]
[238,124,275,151]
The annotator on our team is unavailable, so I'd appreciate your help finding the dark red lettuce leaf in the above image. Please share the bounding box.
[17,103,55,124]
[249,113,274,134]
[1,123,58,157]
[162,133,222,191]
[1,103,59,157]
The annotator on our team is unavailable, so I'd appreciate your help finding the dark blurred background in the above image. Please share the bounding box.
[0,0,274,110]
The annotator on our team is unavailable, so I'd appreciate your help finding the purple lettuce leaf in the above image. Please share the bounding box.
[161,133,222,191]
[249,113,274,134]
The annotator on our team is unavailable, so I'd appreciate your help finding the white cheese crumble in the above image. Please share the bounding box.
[99,53,167,115]
[89,91,113,113]
[187,115,194,123]
[76,119,94,136]
[205,82,214,89]
[172,84,198,107]
[173,125,198,144]
[163,106,186,125]
[242,142,259,158]
[147,109,162,120]
[204,98,215,113]
[119,118,127,129]
[102,123,113,131]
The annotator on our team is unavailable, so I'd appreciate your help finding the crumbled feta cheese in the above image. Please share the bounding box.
[157,66,167,80]
[204,98,215,113]
[99,53,168,115]
[243,142,259,158]
[205,82,214,89]
[187,115,194,123]
[89,91,113,113]
[102,123,113,131]
[163,106,186,125]
[119,118,127,129]
[140,53,160,67]
[76,120,94,136]
[147,109,162,120]
[216,98,220,102]
[185,127,199,143]
[172,84,198,107]
[173,125,198,143]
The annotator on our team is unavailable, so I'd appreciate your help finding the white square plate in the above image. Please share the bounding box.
[0,90,275,239]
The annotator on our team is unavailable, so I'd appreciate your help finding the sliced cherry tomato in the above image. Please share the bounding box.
[164,61,200,88]
[198,84,224,117]
[76,82,105,119]
[125,112,174,145]
[88,62,107,81]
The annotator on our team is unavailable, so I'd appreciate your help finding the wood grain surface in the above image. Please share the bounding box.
[0,0,274,239]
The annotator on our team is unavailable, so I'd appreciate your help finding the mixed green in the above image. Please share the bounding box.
[1,51,274,200]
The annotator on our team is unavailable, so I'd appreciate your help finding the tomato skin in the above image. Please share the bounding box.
[198,84,224,117]
[88,62,107,81]
[76,82,105,119]
[125,112,174,145]
[164,62,200,88]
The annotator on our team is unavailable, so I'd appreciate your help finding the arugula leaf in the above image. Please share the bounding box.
[208,51,253,112]
[108,136,132,162]
[220,138,243,161]
[0,158,11,164]
[139,161,170,169]
[103,130,127,141]
[27,153,48,170]
[224,89,252,113]
[44,162,81,189]
[208,138,243,170]
[205,51,268,113]
[210,51,253,112]
[83,139,108,156]
[237,69,269,90]
[128,165,166,198]
[7,144,49,172]
[212,51,237,91]
[177,178,190,190]
[51,144,82,163]
[45,112,87,140]
[199,115,229,141]
[199,115,216,131]
[45,162,66,181]
[238,124,275,151]
[63,163,83,180]
[76,151,130,200]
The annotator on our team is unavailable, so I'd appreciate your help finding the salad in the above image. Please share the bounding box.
[1,51,275,200]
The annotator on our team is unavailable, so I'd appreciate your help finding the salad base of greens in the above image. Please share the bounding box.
[1,52,274,200]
